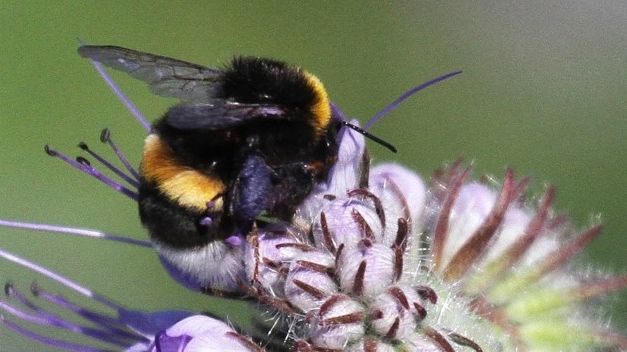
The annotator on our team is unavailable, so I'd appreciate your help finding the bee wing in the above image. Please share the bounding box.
[166,102,287,130]
[78,45,221,102]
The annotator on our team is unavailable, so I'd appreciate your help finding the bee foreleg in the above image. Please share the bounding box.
[229,154,273,229]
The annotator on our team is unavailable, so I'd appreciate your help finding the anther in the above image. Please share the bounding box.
[99,128,111,143]
[44,144,57,156]
[76,156,91,165]
[4,282,14,296]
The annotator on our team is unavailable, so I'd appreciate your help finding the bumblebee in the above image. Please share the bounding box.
[78,46,392,253]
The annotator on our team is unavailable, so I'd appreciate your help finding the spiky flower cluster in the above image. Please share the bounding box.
[237,127,471,351]
[0,55,625,351]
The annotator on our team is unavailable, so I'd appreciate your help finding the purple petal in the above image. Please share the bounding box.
[155,330,192,352]
[119,309,195,337]
[326,119,367,195]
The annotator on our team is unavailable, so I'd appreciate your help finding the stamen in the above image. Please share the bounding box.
[322,311,364,326]
[444,168,517,281]
[393,245,404,281]
[0,219,151,248]
[78,140,139,188]
[413,302,427,320]
[535,225,603,280]
[6,284,141,346]
[31,284,145,341]
[84,53,151,131]
[347,189,385,228]
[432,166,472,269]
[0,316,106,352]
[0,290,135,347]
[319,294,349,317]
[447,331,483,352]
[292,280,325,300]
[364,70,462,130]
[385,317,400,338]
[295,260,331,274]
[45,145,138,201]
[351,209,375,240]
[387,287,409,310]
[99,128,141,181]
[353,261,367,296]
[0,248,121,311]
[394,218,409,250]
[424,327,455,352]
[467,186,556,293]
[320,212,336,254]
[414,285,438,305]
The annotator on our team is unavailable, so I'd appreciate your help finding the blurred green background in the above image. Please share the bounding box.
[1,1,625,350]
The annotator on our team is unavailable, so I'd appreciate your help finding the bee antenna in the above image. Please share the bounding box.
[341,120,397,153]
[364,70,462,131]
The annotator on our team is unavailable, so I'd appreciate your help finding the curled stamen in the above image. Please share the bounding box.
[347,189,385,228]
[414,285,438,305]
[351,209,375,240]
[387,287,409,310]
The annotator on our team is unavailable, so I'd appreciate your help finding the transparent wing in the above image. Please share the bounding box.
[78,45,221,102]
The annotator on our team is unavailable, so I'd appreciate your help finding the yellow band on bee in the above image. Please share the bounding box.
[303,71,331,138]
[142,134,225,211]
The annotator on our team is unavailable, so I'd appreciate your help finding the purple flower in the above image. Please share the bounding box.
[0,249,261,352]
[1,49,625,352]
[147,315,261,352]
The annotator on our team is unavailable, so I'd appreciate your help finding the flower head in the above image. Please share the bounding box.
[1,49,625,352]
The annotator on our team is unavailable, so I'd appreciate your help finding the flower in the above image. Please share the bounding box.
[1,50,625,351]
[424,165,627,350]
[0,249,260,352]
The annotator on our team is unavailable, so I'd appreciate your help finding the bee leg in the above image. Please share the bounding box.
[229,154,273,229]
